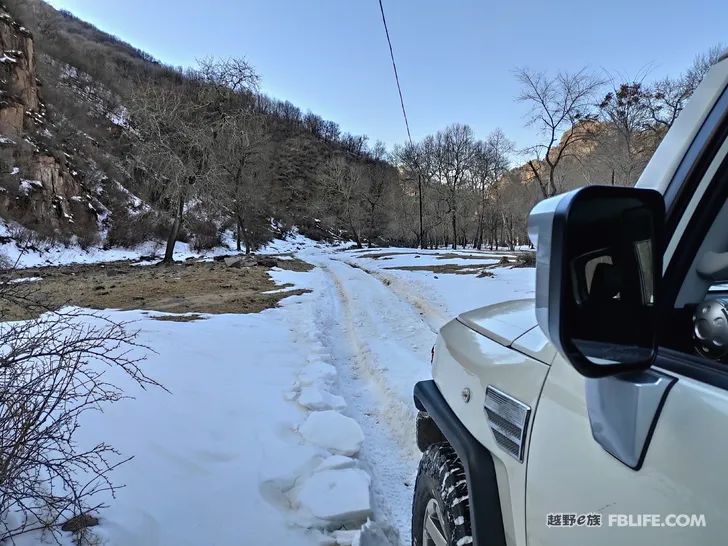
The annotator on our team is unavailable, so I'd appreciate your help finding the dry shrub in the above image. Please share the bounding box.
[185,216,222,251]
[0,285,158,543]
[106,210,168,248]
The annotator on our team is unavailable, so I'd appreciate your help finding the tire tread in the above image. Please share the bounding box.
[412,443,472,546]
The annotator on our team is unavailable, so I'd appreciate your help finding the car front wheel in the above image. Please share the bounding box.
[412,443,472,546]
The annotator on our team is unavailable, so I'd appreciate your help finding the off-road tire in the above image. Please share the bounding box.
[412,443,472,546]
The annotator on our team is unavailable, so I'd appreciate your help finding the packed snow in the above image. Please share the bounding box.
[298,385,347,411]
[292,468,372,523]
[299,411,365,456]
[10,235,535,545]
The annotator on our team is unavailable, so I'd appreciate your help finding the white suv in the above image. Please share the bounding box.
[412,51,728,546]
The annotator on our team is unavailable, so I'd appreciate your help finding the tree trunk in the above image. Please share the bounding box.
[351,225,363,249]
[236,219,242,252]
[451,212,457,250]
[163,194,184,264]
[368,204,376,248]
[418,173,424,249]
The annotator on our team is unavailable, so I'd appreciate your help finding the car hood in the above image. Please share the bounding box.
[456,299,556,364]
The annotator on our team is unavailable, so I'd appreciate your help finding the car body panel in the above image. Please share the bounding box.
[526,353,728,545]
[433,318,550,546]
[511,325,557,365]
[457,299,538,347]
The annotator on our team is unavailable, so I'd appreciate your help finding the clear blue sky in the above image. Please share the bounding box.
[46,0,725,152]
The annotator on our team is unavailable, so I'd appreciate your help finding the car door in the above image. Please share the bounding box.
[525,73,728,546]
[525,351,728,545]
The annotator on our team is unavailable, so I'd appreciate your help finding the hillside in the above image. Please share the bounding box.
[0,0,716,264]
[0,5,101,246]
[0,0,397,261]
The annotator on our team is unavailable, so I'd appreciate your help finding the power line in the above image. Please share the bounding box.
[377,0,413,145]
[377,0,424,248]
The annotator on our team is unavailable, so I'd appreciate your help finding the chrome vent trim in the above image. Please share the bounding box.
[484,386,531,462]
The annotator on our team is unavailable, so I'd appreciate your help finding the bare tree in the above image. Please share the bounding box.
[359,142,395,247]
[197,56,260,95]
[128,58,259,263]
[471,129,513,249]
[647,44,724,131]
[516,68,603,197]
[683,44,725,96]
[433,124,476,249]
[395,140,427,248]
[598,79,655,185]
[198,58,269,253]
[0,287,158,543]
[319,157,365,248]
[216,114,270,253]
[127,80,217,263]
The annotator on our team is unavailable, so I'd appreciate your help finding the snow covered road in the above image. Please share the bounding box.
[17,239,534,546]
[291,244,535,544]
[308,256,435,541]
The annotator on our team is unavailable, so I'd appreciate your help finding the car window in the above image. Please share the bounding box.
[660,144,728,360]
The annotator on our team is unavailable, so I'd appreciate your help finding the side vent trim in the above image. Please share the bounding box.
[484,386,531,462]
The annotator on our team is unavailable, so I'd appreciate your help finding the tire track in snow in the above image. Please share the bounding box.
[325,263,424,455]
[311,257,436,545]
[329,256,451,333]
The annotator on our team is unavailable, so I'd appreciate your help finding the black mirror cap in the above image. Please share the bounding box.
[528,185,665,378]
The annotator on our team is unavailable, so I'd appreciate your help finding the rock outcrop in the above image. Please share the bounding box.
[0,4,98,241]
[0,10,37,138]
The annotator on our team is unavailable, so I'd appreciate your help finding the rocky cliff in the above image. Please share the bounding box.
[0,4,99,242]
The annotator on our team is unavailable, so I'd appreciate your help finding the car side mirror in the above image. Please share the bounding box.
[527,186,665,378]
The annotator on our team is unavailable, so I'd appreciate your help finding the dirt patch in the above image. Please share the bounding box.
[433,253,504,261]
[0,255,313,320]
[356,251,416,260]
[357,251,524,262]
[384,264,495,276]
[150,313,205,322]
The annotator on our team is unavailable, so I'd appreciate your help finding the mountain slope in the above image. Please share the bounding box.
[0,5,100,245]
[0,0,397,256]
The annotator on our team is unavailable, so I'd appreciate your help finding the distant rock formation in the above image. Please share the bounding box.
[0,4,98,241]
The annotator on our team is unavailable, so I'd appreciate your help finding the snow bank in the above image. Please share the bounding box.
[259,229,334,256]
[0,235,229,269]
[292,468,372,523]
[299,410,364,456]
[315,455,358,472]
[298,360,338,386]
[298,384,347,411]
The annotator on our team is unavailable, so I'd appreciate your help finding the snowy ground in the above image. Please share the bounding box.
[0,234,234,269]
[9,237,534,546]
[0,221,329,270]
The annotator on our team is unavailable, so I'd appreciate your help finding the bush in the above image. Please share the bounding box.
[516,252,536,267]
[0,251,11,270]
[106,210,168,247]
[186,216,222,251]
[75,229,100,250]
[0,300,158,543]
